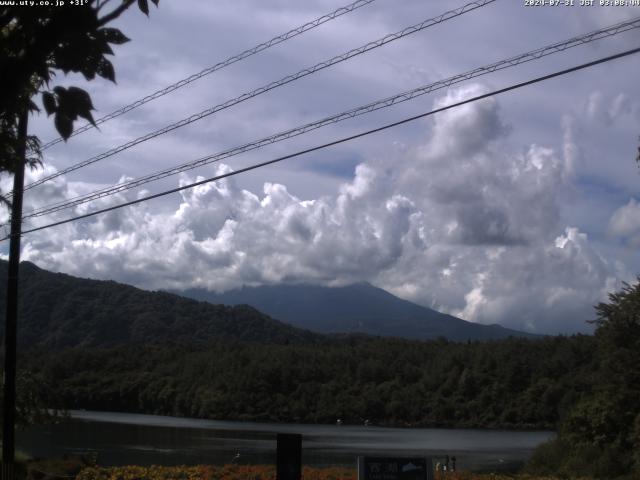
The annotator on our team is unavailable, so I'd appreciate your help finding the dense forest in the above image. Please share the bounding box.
[0,261,323,348]
[21,335,594,429]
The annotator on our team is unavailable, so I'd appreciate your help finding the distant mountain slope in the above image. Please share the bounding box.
[0,261,321,349]
[176,283,536,341]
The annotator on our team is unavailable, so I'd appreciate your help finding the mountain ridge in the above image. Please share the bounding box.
[175,282,537,341]
[0,260,322,349]
[0,260,535,347]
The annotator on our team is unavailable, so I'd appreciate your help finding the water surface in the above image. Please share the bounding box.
[17,410,554,471]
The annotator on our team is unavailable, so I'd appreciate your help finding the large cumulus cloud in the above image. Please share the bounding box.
[7,84,633,334]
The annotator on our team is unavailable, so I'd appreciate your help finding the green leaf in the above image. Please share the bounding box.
[100,27,130,45]
[138,0,149,16]
[42,92,56,116]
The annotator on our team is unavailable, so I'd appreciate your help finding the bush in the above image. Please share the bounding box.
[525,437,565,476]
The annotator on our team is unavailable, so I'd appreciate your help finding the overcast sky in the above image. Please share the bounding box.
[2,0,640,334]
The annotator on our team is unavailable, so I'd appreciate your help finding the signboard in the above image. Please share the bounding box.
[357,456,433,480]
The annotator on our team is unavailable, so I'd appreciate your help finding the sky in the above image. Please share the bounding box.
[2,0,640,334]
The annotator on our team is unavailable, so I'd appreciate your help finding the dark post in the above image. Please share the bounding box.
[276,433,302,480]
[2,110,28,479]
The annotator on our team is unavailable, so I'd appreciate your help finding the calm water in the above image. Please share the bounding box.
[17,410,554,471]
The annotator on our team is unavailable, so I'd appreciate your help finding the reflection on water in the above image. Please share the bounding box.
[17,410,554,471]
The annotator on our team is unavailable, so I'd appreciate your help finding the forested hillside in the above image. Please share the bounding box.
[0,261,321,348]
[0,260,532,346]
[22,335,595,430]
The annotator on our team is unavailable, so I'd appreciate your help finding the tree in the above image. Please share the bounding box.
[528,279,640,478]
[1,1,159,473]
[0,369,65,430]
[0,0,159,200]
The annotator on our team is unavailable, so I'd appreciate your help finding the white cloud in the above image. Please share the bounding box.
[609,198,640,247]
[561,115,584,179]
[586,91,633,126]
[11,84,633,335]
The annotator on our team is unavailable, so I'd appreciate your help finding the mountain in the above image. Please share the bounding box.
[175,283,536,341]
[0,261,321,349]
[0,260,533,349]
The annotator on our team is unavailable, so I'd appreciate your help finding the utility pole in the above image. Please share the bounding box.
[2,109,28,480]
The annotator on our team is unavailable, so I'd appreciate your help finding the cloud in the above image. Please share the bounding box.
[399,85,563,247]
[10,84,632,335]
[608,198,640,247]
[586,91,633,126]
[561,115,584,179]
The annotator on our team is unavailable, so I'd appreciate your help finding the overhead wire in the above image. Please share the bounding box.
[5,45,638,242]
[38,0,379,151]
[19,16,640,221]
[19,0,497,194]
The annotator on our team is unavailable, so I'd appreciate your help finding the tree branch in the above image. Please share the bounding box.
[97,0,136,26]
[96,0,116,13]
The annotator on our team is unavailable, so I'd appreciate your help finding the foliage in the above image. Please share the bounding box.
[527,279,640,478]
[21,334,596,429]
[62,464,596,480]
[0,261,321,348]
[434,474,589,480]
[525,437,567,476]
[74,465,589,480]
[0,0,158,198]
[76,464,358,480]
[0,366,67,431]
[23,455,91,480]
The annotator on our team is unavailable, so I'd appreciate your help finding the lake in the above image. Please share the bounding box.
[17,410,554,471]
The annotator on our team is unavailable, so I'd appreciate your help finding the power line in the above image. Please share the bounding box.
[20,0,496,193]
[38,0,378,151]
[6,46,639,242]
[21,16,640,221]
